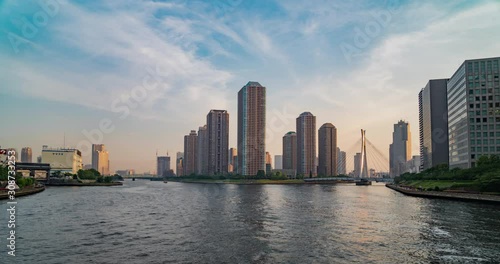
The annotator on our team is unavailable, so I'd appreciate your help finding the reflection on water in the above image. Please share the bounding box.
[1,180,499,263]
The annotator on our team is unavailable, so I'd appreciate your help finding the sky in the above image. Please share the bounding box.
[1,0,500,173]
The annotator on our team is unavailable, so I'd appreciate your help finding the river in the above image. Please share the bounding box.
[1,180,499,263]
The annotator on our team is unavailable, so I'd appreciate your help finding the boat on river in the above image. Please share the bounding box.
[356,179,372,186]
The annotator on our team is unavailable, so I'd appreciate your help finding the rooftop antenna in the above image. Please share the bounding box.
[63,133,66,149]
[156,149,158,157]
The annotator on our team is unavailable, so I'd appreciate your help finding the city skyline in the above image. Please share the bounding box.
[2,1,500,173]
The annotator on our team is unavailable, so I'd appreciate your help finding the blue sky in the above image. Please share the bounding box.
[1,0,499,173]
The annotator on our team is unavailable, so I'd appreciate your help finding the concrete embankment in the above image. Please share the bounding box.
[45,182,123,187]
[168,179,308,185]
[386,184,500,204]
[0,186,46,200]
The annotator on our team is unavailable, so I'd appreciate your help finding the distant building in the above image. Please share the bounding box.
[282,131,297,172]
[92,144,110,176]
[197,125,208,175]
[176,152,184,177]
[41,146,82,174]
[318,123,338,177]
[183,130,198,176]
[447,57,500,168]
[21,147,32,163]
[337,148,346,175]
[207,110,229,175]
[116,169,135,176]
[265,152,272,175]
[389,120,412,177]
[157,156,171,177]
[228,148,237,173]
[238,81,266,176]
[419,79,449,171]
[354,152,361,177]
[37,156,42,163]
[83,164,92,170]
[274,155,282,170]
[406,155,421,174]
[296,112,316,177]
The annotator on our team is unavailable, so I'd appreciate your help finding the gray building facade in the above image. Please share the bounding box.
[419,79,450,171]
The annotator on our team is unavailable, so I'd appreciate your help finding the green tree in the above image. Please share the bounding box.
[0,165,8,180]
[256,170,266,179]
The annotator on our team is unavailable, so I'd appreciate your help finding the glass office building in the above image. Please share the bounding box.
[448,57,500,168]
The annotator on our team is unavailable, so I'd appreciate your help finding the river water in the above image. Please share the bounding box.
[1,180,500,263]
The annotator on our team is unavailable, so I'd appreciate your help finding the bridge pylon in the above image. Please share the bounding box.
[359,130,369,178]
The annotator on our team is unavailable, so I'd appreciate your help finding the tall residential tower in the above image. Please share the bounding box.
[318,123,338,176]
[183,130,198,176]
[237,82,266,176]
[282,131,297,172]
[296,112,316,177]
[207,110,229,175]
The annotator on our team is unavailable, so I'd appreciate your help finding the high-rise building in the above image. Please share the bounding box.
[157,156,171,177]
[419,79,450,171]
[41,146,82,174]
[176,152,184,177]
[282,131,297,172]
[92,144,110,175]
[207,110,229,175]
[448,57,500,168]
[354,152,361,177]
[237,81,266,176]
[197,125,208,175]
[21,147,32,163]
[296,112,316,177]
[274,155,282,170]
[228,148,237,173]
[337,147,347,175]
[318,123,338,177]
[183,130,198,176]
[389,120,412,177]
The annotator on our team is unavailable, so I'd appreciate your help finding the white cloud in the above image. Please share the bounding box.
[299,1,500,171]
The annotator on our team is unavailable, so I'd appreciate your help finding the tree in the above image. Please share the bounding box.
[256,170,266,179]
[0,165,7,180]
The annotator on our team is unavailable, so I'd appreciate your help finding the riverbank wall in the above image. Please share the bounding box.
[45,182,123,187]
[386,184,500,204]
[0,186,46,200]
